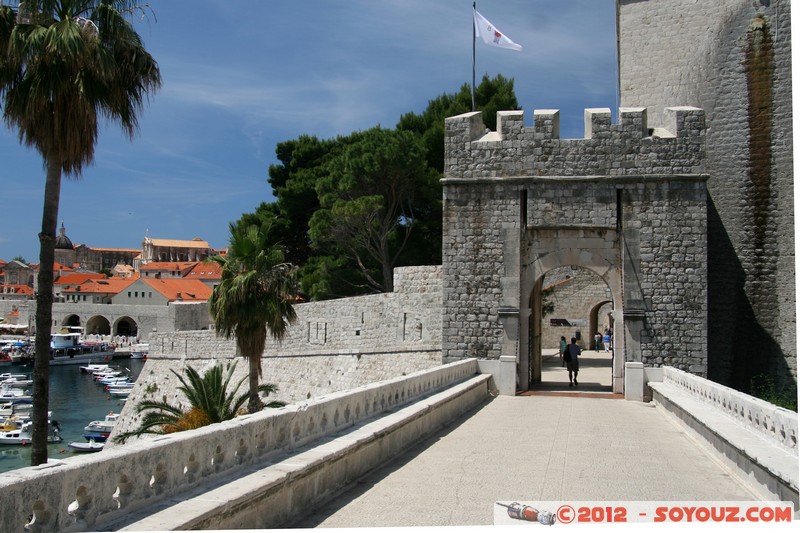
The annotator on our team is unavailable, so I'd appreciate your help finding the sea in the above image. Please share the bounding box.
[0,357,145,474]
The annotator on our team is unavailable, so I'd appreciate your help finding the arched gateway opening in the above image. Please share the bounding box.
[528,265,616,392]
[520,229,623,393]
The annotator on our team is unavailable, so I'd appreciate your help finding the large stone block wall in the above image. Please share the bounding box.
[110,266,444,443]
[624,180,709,371]
[618,0,795,388]
[443,107,708,374]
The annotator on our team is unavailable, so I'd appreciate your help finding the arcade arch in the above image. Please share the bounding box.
[85,315,111,336]
[62,314,81,329]
[114,316,138,337]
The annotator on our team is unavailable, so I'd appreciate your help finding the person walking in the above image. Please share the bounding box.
[594,332,602,351]
[565,337,581,387]
[559,336,567,367]
[603,331,611,353]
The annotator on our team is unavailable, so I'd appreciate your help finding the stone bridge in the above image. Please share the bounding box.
[0,359,795,530]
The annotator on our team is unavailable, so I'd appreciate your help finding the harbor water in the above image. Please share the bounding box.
[0,358,145,474]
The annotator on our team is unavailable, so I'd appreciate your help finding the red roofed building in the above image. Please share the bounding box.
[185,261,222,290]
[0,284,34,301]
[62,278,137,304]
[112,278,212,306]
[54,272,108,302]
[140,262,198,279]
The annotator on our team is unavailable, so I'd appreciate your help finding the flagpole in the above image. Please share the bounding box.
[472,1,476,111]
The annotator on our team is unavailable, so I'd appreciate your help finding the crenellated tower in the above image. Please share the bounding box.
[442,106,708,395]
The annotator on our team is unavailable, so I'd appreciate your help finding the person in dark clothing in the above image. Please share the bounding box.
[566,337,581,387]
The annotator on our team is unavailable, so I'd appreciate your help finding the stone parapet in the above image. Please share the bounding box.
[650,367,798,508]
[0,359,481,533]
[660,366,797,452]
[444,107,705,179]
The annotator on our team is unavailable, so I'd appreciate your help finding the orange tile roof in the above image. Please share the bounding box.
[55,273,107,285]
[53,262,75,272]
[141,278,212,301]
[0,284,34,295]
[63,278,137,294]
[186,261,222,279]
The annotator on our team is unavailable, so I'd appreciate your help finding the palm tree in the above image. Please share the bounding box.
[208,223,298,413]
[0,1,161,465]
[113,362,284,444]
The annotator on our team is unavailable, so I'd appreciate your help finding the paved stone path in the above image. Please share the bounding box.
[291,350,760,528]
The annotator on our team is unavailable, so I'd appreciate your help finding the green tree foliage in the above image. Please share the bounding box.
[0,0,160,465]
[208,223,298,413]
[306,127,435,296]
[237,74,518,301]
[113,362,284,444]
[397,74,520,172]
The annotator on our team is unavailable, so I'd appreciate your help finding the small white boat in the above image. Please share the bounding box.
[83,413,119,435]
[1,377,33,388]
[108,388,132,398]
[105,381,133,390]
[80,363,110,374]
[130,343,149,359]
[68,440,104,453]
[93,370,123,379]
[0,419,62,445]
[0,373,28,380]
[98,376,129,385]
[0,386,32,402]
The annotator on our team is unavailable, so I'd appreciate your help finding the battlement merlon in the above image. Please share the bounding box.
[445,107,705,144]
[444,106,706,178]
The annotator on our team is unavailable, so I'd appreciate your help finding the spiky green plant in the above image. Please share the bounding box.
[113,362,283,444]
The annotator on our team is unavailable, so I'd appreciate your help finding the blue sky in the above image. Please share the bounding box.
[0,0,617,264]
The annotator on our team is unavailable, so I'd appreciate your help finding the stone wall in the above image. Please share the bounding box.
[618,0,796,389]
[109,266,444,444]
[0,300,212,341]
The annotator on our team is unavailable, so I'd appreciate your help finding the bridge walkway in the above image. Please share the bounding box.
[291,350,762,527]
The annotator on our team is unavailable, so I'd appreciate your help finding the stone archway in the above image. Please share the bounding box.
[519,229,623,393]
[86,315,111,336]
[62,314,81,330]
[114,316,138,338]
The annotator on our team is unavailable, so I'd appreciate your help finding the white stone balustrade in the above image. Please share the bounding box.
[0,359,479,533]
[662,366,797,453]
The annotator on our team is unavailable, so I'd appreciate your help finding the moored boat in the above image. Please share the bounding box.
[130,343,149,359]
[68,440,104,453]
[82,412,118,442]
[48,333,114,366]
[80,363,111,374]
[0,386,31,402]
[0,419,62,445]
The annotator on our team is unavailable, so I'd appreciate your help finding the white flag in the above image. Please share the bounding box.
[474,9,522,52]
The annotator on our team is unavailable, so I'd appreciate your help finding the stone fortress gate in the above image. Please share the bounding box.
[442,106,708,394]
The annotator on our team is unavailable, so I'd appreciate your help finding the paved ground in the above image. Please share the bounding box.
[291,349,760,528]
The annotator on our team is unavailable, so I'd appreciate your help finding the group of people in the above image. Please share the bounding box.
[593,330,613,352]
[558,328,613,388]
